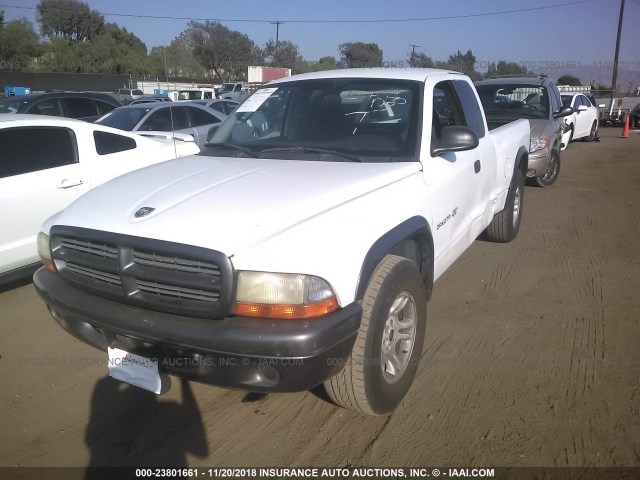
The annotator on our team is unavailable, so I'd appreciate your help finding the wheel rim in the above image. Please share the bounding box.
[380,291,417,384]
[512,183,521,228]
[543,154,558,182]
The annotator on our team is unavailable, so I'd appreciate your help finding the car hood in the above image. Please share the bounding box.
[527,119,554,140]
[53,155,422,256]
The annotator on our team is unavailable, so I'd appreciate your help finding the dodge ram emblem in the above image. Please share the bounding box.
[135,207,155,218]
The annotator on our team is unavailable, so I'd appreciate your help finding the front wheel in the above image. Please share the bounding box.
[533,150,560,187]
[324,255,426,415]
[484,167,524,243]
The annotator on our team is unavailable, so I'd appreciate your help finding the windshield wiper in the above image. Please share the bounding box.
[260,146,362,162]
[204,142,259,158]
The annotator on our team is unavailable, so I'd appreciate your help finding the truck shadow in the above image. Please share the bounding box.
[84,376,208,477]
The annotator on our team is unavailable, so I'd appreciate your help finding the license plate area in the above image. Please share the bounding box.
[107,347,163,394]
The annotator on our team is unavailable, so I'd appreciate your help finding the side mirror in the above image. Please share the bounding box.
[598,104,606,108]
[431,126,479,156]
[553,106,573,119]
[577,105,588,112]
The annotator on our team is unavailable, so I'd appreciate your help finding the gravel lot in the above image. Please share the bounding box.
[1,127,639,471]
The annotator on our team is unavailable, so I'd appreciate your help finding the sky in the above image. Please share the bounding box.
[2,0,639,72]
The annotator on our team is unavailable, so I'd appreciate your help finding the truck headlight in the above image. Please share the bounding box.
[529,137,549,153]
[37,232,56,272]
[233,271,339,319]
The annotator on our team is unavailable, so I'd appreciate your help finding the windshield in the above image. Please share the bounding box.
[218,83,235,93]
[561,95,573,107]
[476,84,549,119]
[96,107,151,130]
[0,97,29,113]
[204,78,421,162]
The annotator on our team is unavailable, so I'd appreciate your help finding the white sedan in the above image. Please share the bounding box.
[560,93,603,149]
[0,114,200,285]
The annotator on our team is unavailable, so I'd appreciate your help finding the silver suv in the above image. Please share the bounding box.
[475,75,573,187]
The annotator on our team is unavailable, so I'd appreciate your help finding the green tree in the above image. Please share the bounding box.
[558,75,582,86]
[36,0,105,43]
[184,21,262,81]
[263,39,300,70]
[339,42,383,68]
[294,55,339,74]
[0,10,5,29]
[437,50,481,80]
[485,60,529,78]
[37,22,148,74]
[410,52,434,68]
[0,18,42,71]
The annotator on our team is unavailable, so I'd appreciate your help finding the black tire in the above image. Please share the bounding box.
[324,255,426,415]
[484,167,524,243]
[533,149,560,188]
[583,121,597,142]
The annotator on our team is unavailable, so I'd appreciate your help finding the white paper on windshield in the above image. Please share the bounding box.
[107,347,162,394]
[236,87,278,112]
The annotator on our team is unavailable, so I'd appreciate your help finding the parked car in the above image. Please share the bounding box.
[560,93,603,149]
[95,103,227,149]
[34,68,530,414]
[0,92,120,122]
[112,88,145,100]
[127,96,172,106]
[475,76,572,187]
[217,82,250,102]
[0,114,200,285]
[189,99,239,115]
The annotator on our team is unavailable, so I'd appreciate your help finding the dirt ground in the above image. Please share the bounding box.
[1,127,639,471]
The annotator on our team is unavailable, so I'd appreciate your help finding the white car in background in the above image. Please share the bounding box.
[560,93,603,149]
[0,114,199,285]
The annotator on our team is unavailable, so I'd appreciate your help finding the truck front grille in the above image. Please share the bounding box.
[50,227,233,319]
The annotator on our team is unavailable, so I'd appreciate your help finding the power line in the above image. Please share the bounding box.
[0,0,594,24]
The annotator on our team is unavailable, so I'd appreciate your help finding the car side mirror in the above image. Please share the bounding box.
[553,106,573,119]
[577,105,588,112]
[598,104,606,108]
[431,126,479,156]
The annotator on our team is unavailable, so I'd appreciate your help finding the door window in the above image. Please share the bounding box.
[188,107,220,127]
[93,131,137,155]
[25,98,63,117]
[63,98,99,119]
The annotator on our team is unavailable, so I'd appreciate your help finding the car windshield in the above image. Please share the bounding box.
[96,107,152,130]
[476,84,549,119]
[203,78,421,162]
[561,95,573,107]
[0,97,30,113]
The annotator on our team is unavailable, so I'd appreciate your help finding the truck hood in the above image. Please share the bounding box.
[54,155,421,256]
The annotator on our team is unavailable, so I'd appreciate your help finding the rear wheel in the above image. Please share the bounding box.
[484,167,524,243]
[533,150,560,187]
[324,255,426,415]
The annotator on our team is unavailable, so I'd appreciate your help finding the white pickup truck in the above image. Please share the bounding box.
[34,69,529,415]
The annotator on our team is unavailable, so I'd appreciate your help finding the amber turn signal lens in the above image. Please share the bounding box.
[40,256,57,273]
[233,297,339,319]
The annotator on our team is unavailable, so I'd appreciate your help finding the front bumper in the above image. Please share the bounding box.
[526,149,552,178]
[34,268,362,392]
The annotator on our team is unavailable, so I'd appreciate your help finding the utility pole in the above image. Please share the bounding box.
[409,44,420,68]
[270,21,283,62]
[609,0,625,112]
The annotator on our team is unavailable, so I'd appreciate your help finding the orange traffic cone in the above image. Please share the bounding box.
[621,116,630,138]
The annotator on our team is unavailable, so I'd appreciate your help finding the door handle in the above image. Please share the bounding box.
[474,160,481,174]
[56,178,84,189]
